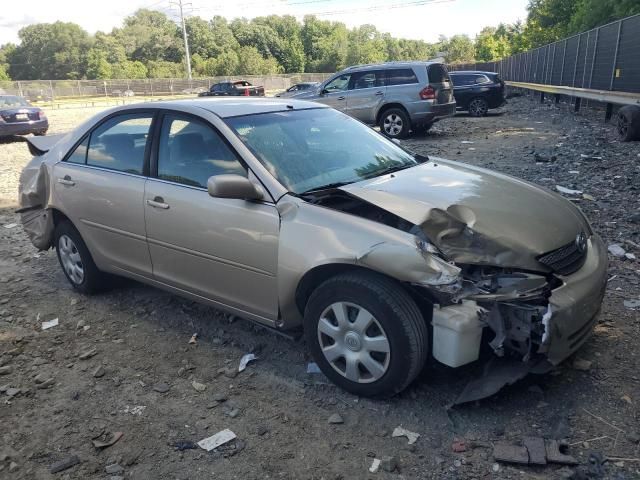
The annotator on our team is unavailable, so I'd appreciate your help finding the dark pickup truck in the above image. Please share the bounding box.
[198,81,265,97]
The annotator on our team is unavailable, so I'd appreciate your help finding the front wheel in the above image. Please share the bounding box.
[617,105,640,142]
[303,272,429,397]
[468,97,489,117]
[379,108,411,139]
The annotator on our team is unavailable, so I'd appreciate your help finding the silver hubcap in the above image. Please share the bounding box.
[58,234,84,284]
[317,302,391,384]
[470,99,488,116]
[383,114,403,136]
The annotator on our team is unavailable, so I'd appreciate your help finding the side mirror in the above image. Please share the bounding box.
[207,174,264,201]
[321,88,330,95]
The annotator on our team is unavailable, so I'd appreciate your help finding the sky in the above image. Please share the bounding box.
[0,0,529,45]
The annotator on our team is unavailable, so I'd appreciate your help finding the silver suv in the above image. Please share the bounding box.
[304,61,456,138]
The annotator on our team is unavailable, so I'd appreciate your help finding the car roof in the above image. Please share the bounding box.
[449,71,498,75]
[120,97,328,118]
[344,60,440,71]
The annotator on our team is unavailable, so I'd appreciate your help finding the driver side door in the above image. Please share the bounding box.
[314,73,350,112]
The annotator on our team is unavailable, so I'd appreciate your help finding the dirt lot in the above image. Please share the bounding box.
[0,95,639,479]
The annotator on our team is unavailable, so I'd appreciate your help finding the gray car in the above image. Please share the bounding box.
[302,61,456,138]
[19,98,607,400]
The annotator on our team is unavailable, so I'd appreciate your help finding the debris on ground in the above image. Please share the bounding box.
[78,348,98,360]
[328,413,344,424]
[92,431,123,449]
[122,405,146,416]
[451,440,467,452]
[392,426,420,445]
[173,440,198,451]
[197,429,237,451]
[572,358,593,371]
[381,455,398,473]
[41,318,59,330]
[191,380,206,392]
[306,362,322,374]
[608,244,627,258]
[623,299,640,310]
[238,353,258,372]
[153,382,170,393]
[188,333,198,344]
[556,185,583,195]
[369,458,381,473]
[49,455,80,474]
[493,438,578,466]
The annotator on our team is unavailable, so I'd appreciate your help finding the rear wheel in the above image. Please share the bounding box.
[617,105,640,142]
[54,221,107,294]
[303,271,429,397]
[468,97,489,117]
[379,108,411,139]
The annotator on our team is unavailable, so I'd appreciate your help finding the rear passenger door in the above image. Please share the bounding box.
[143,112,280,321]
[315,74,350,112]
[52,112,154,277]
[344,70,386,123]
[451,74,475,107]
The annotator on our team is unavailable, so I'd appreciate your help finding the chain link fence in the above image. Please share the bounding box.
[451,14,640,94]
[0,73,332,103]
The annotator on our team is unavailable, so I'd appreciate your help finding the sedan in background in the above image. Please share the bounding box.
[0,95,48,138]
[274,82,320,98]
[449,71,505,117]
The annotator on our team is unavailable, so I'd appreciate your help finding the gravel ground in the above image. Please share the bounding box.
[0,96,639,479]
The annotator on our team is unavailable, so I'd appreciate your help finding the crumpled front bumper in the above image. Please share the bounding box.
[543,234,608,365]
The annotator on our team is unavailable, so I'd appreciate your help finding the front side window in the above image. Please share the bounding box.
[157,114,246,188]
[387,69,419,86]
[225,108,421,194]
[350,70,385,90]
[474,74,491,84]
[86,114,152,175]
[324,74,351,92]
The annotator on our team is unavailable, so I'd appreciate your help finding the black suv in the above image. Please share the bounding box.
[449,71,505,117]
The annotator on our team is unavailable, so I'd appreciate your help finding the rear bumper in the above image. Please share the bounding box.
[0,119,49,136]
[407,101,457,125]
[543,234,608,365]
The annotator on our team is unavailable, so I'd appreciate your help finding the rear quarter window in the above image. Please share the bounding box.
[386,69,419,86]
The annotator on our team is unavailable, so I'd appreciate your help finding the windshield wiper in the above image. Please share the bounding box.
[299,181,354,195]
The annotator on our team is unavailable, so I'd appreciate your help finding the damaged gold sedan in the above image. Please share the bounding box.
[18,98,608,400]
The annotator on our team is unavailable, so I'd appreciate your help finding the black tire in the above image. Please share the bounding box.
[54,221,106,294]
[421,121,434,133]
[379,107,411,139]
[617,105,640,142]
[468,97,489,117]
[33,130,47,136]
[303,271,429,397]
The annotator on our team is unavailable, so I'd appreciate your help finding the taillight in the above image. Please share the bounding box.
[38,111,46,119]
[419,85,435,100]
[243,88,249,96]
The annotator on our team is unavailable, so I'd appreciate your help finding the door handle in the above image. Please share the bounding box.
[375,91,384,96]
[337,96,345,100]
[57,175,75,186]
[146,196,169,209]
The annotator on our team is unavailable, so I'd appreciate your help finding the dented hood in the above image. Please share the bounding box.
[340,158,589,271]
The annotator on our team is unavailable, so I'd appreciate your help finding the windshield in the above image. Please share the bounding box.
[0,96,30,108]
[225,108,420,194]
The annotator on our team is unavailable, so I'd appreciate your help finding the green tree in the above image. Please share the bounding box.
[441,35,475,63]
[235,46,282,75]
[114,9,181,63]
[111,60,147,79]
[301,16,348,72]
[86,48,112,79]
[146,60,183,78]
[570,0,640,32]
[8,22,92,79]
[0,44,14,81]
[346,25,387,66]
[475,27,511,61]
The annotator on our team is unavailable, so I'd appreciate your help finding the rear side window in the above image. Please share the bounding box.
[66,137,89,164]
[350,70,385,90]
[427,64,450,83]
[157,114,246,188]
[450,74,474,86]
[86,114,153,175]
[474,74,491,84]
[386,68,418,86]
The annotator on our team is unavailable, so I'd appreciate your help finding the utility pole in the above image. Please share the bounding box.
[170,0,192,80]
